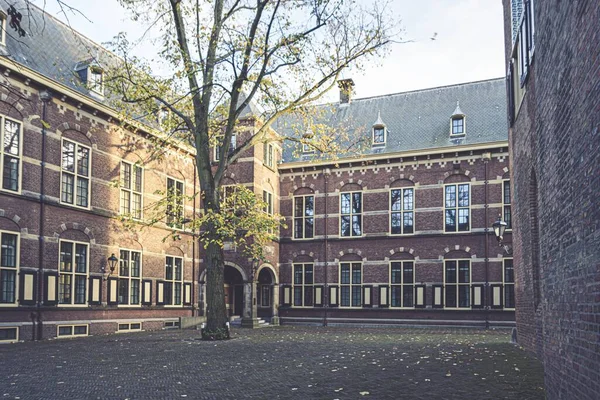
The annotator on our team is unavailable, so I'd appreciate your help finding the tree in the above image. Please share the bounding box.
[54,0,393,335]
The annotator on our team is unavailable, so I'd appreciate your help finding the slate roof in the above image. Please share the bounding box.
[276,78,508,163]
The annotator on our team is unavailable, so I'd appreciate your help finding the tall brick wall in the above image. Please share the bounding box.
[503,1,600,398]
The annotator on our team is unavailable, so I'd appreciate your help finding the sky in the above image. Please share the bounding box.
[32,0,506,101]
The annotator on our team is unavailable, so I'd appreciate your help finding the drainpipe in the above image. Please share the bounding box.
[323,168,331,326]
[482,152,491,329]
[36,89,53,340]
[192,162,197,317]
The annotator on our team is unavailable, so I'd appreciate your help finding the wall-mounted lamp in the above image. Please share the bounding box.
[491,214,508,246]
[102,253,119,280]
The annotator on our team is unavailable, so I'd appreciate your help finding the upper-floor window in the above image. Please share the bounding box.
[293,263,313,307]
[263,190,273,215]
[302,143,313,154]
[165,256,183,306]
[1,117,22,192]
[340,192,362,237]
[61,139,90,208]
[0,231,18,304]
[340,262,362,307]
[59,240,88,305]
[294,195,314,239]
[451,117,465,135]
[515,0,535,86]
[215,134,236,162]
[372,126,385,146]
[503,180,512,230]
[263,143,274,168]
[444,183,470,232]
[118,250,141,306]
[88,67,103,95]
[120,162,143,219]
[390,188,414,235]
[390,261,414,308]
[444,259,471,308]
[504,258,515,309]
[166,177,184,228]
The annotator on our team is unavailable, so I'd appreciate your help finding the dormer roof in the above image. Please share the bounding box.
[451,101,465,118]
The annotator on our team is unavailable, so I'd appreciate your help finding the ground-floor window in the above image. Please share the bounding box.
[504,258,515,309]
[444,260,471,308]
[340,262,362,307]
[390,261,414,308]
[0,231,18,304]
[258,284,271,307]
[165,256,183,305]
[293,263,313,307]
[119,250,141,305]
[59,240,88,305]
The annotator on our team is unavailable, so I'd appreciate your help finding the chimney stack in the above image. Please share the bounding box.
[338,79,355,104]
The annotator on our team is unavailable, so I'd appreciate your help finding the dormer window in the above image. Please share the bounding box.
[302,143,314,154]
[88,67,103,95]
[0,12,6,45]
[75,59,104,96]
[372,111,386,146]
[450,101,466,136]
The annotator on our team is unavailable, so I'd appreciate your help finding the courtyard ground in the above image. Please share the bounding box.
[0,326,544,399]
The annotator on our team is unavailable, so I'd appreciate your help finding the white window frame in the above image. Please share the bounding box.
[503,179,512,231]
[389,261,415,308]
[57,324,89,338]
[302,143,314,154]
[503,258,515,310]
[292,263,314,307]
[0,13,6,46]
[165,256,183,306]
[0,327,18,343]
[340,262,362,308]
[444,183,471,232]
[258,284,271,308]
[340,191,362,237]
[117,322,142,332]
[120,161,143,219]
[0,116,23,194]
[166,177,184,229]
[444,259,471,309]
[58,240,89,306]
[263,143,274,168]
[214,134,236,162]
[450,116,466,136]
[372,126,386,146]
[60,138,91,209]
[390,187,414,235]
[0,230,19,306]
[293,194,315,240]
[118,249,142,306]
[88,67,104,95]
[262,190,274,216]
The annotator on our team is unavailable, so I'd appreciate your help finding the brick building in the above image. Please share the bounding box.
[0,0,513,343]
[502,0,600,398]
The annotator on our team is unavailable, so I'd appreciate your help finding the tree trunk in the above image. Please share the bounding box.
[204,240,227,331]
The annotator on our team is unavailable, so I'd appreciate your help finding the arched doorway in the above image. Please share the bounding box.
[224,265,244,317]
[257,267,275,319]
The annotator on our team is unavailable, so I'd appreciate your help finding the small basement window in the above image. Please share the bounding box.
[57,325,89,338]
[0,327,18,343]
[164,321,180,329]
[118,322,142,332]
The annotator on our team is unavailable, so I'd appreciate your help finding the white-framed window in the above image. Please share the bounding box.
[451,117,465,135]
[515,0,535,86]
[165,256,183,306]
[263,143,274,168]
[372,126,386,146]
[0,231,18,304]
[117,322,142,332]
[118,250,141,306]
[1,117,22,192]
[390,188,414,235]
[302,143,313,154]
[293,195,314,239]
[164,320,180,329]
[58,240,88,305]
[0,327,18,343]
[57,324,88,338]
[61,139,91,208]
[215,134,236,162]
[166,177,184,228]
[503,180,512,230]
[340,262,362,307]
[444,183,470,232]
[258,284,271,307]
[293,263,313,307]
[390,261,414,308]
[88,67,103,95]
[120,162,143,219]
[263,190,273,215]
[340,191,362,237]
[444,259,471,308]
[504,258,515,310]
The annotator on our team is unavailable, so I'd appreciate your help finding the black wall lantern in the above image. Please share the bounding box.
[492,214,508,246]
[102,253,119,280]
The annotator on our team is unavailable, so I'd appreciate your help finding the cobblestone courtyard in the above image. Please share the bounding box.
[0,326,544,399]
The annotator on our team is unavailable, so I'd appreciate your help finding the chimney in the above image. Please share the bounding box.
[338,79,355,104]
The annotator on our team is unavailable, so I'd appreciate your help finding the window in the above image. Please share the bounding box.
[515,0,535,86]
[117,322,142,332]
[504,258,515,309]
[372,126,385,146]
[340,192,362,237]
[259,285,271,307]
[166,177,184,228]
[59,241,88,305]
[0,231,18,304]
[302,143,313,154]
[164,320,180,329]
[120,162,143,219]
[263,143,274,168]
[451,117,465,135]
[263,190,273,215]
[293,263,313,307]
[88,67,103,94]
[0,327,18,343]
[57,325,88,338]
[165,256,183,305]
[0,13,6,45]
[61,139,90,208]
[390,261,414,308]
[294,195,314,239]
[118,250,141,306]
[503,180,512,230]
[444,184,470,232]
[215,134,236,161]
[390,188,414,234]
[340,262,362,307]
[444,260,471,308]
[1,117,22,192]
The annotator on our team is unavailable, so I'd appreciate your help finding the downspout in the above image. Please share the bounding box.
[323,168,330,326]
[36,89,52,340]
[192,161,197,317]
[483,153,490,329]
